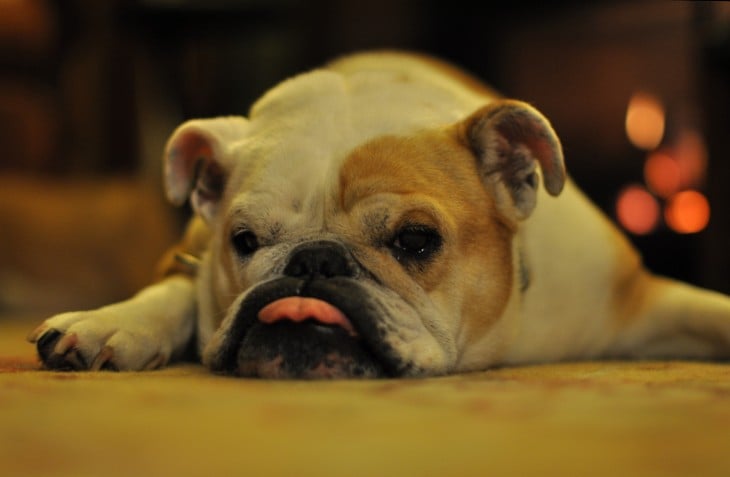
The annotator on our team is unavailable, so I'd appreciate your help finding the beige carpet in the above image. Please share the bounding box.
[1,316,729,477]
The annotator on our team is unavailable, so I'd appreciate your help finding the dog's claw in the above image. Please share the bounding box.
[90,345,114,371]
[36,329,63,363]
[61,349,87,370]
[27,324,48,343]
[33,330,89,371]
[143,353,165,371]
[54,333,78,356]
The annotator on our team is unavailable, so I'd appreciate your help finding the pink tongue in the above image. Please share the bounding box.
[258,297,357,337]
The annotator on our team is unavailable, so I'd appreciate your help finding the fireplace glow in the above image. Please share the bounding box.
[616,184,660,235]
[619,89,711,236]
[625,92,665,151]
[644,151,681,198]
[665,190,710,234]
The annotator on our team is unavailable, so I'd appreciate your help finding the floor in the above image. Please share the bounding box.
[1,316,729,477]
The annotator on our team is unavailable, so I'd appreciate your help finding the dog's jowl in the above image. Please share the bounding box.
[29,52,730,378]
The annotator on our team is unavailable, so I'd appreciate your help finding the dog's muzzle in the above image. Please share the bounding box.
[210,241,402,379]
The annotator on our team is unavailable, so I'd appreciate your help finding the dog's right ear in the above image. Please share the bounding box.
[164,117,249,222]
[459,100,566,224]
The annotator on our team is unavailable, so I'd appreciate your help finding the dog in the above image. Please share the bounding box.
[28,51,730,379]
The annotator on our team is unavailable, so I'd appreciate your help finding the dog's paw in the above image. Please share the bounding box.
[28,310,169,371]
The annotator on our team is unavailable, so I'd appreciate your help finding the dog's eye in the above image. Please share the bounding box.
[391,226,442,262]
[231,230,259,257]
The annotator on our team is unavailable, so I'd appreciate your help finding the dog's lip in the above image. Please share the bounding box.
[216,276,403,376]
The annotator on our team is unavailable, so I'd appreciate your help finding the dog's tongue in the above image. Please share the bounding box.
[258,297,357,337]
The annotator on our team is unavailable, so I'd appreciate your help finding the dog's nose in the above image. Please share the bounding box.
[284,241,355,280]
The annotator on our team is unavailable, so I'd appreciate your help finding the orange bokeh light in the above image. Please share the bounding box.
[616,185,660,235]
[674,129,708,189]
[643,151,681,198]
[665,190,710,234]
[625,92,665,150]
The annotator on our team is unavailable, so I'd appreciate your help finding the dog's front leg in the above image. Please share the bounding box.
[609,276,730,360]
[28,275,196,371]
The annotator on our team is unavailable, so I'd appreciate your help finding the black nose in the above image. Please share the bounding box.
[283,241,355,280]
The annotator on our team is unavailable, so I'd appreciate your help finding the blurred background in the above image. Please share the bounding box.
[0,0,728,315]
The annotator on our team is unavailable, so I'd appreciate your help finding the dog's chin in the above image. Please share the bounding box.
[235,321,386,379]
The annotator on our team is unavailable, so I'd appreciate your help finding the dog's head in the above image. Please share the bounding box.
[163,60,565,378]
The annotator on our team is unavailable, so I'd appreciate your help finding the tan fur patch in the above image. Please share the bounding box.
[338,130,514,346]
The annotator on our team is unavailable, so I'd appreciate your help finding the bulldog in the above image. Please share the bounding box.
[28,51,730,378]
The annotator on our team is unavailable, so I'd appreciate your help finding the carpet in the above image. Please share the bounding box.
[1,316,729,477]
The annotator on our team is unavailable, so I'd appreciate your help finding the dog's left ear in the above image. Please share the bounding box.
[460,100,566,223]
[163,116,249,222]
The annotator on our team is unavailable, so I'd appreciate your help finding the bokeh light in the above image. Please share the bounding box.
[616,185,660,235]
[674,129,708,189]
[665,190,710,234]
[643,150,681,198]
[625,92,665,150]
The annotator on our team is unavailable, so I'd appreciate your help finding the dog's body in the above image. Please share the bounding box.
[29,52,730,378]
